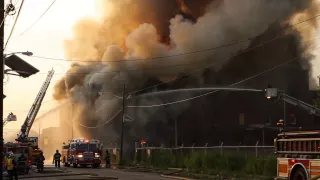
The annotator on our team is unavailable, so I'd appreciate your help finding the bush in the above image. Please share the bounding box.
[135,149,277,178]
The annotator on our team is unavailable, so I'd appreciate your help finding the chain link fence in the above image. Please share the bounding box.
[135,141,274,160]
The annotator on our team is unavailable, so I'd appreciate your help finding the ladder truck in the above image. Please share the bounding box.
[6,70,55,165]
[266,88,320,180]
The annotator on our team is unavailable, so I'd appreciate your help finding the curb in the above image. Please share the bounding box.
[162,170,184,176]
[18,173,97,179]
[160,174,195,180]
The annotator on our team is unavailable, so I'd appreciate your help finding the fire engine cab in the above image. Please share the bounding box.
[275,130,320,180]
[61,138,102,168]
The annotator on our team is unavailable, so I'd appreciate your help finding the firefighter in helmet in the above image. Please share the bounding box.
[105,149,110,168]
[52,150,61,168]
[6,152,18,180]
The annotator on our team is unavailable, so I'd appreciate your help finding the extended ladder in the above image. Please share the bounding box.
[17,70,55,141]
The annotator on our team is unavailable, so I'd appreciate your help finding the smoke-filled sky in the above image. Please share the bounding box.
[3,0,320,142]
[50,0,320,143]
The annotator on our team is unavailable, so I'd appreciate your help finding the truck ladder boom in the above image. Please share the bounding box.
[18,70,55,140]
[280,93,320,116]
[3,119,8,126]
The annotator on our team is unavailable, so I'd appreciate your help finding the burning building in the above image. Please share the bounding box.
[48,0,320,149]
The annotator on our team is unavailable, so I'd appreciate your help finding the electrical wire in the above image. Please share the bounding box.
[13,36,320,76]
[79,109,122,129]
[15,14,320,63]
[126,45,320,108]
[18,0,57,36]
[4,0,24,49]
[8,15,315,97]
[0,0,18,29]
[128,34,320,95]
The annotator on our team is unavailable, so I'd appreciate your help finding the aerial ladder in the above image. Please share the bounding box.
[16,69,55,143]
[265,87,320,116]
[3,112,17,127]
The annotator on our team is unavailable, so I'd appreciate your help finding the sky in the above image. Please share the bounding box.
[2,0,320,139]
[3,0,99,136]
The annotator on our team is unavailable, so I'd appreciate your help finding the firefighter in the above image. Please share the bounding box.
[6,153,18,180]
[17,153,27,173]
[35,152,45,172]
[105,150,110,168]
[52,150,61,168]
[18,153,27,162]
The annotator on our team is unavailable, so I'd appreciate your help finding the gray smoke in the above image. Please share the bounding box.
[53,0,319,145]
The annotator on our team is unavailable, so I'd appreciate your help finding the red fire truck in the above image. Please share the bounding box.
[274,130,320,180]
[4,142,32,174]
[61,138,102,168]
[263,87,320,180]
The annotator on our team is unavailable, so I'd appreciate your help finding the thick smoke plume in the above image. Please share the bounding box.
[53,0,320,145]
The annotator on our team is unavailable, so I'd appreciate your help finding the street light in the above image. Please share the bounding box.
[98,92,124,99]
[98,92,131,100]
[3,51,38,78]
[4,51,33,57]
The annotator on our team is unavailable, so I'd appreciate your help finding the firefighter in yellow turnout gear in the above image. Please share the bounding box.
[6,153,18,180]
[52,150,61,168]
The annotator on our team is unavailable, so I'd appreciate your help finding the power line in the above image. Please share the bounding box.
[0,0,18,29]
[16,14,320,63]
[18,0,57,36]
[128,34,320,95]
[79,109,122,129]
[4,0,24,49]
[127,45,320,108]
[27,35,320,77]
[12,36,320,75]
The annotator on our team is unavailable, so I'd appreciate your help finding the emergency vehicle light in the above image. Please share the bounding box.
[85,140,89,143]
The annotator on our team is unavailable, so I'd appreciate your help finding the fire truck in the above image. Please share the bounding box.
[264,88,320,180]
[5,70,55,165]
[61,138,102,168]
[4,141,32,174]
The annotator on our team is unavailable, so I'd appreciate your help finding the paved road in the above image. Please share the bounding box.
[68,167,170,180]
[23,165,171,180]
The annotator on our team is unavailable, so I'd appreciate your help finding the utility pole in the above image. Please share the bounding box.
[0,0,5,177]
[119,84,125,164]
[71,103,74,139]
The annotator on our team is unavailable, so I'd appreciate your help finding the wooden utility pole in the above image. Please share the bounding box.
[119,84,125,164]
[71,103,74,139]
[0,0,5,178]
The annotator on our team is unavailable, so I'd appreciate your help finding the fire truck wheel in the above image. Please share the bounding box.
[291,167,307,180]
